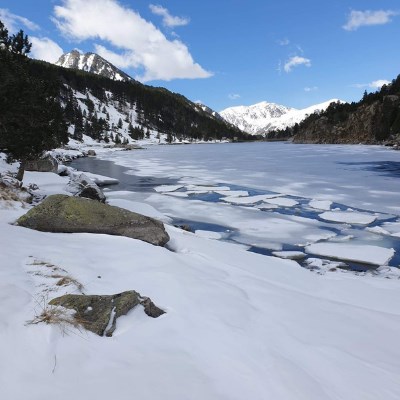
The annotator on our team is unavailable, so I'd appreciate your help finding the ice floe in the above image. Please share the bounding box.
[154,184,185,193]
[272,251,306,260]
[309,199,332,211]
[306,243,395,266]
[221,194,282,205]
[319,211,377,225]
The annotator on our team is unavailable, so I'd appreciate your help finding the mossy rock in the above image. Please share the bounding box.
[49,291,165,336]
[17,194,169,246]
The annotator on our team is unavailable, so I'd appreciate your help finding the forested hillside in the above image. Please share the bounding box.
[268,76,400,144]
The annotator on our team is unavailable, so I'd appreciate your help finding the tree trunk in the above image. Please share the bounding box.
[16,159,26,182]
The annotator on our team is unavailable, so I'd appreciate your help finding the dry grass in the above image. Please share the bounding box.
[56,275,84,292]
[26,295,87,338]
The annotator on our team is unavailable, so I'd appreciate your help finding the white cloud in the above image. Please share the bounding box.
[284,56,311,73]
[30,37,64,63]
[0,8,40,33]
[149,4,190,28]
[370,79,391,89]
[228,93,241,100]
[52,0,211,82]
[304,86,318,92]
[277,38,289,46]
[343,10,399,31]
[352,79,391,89]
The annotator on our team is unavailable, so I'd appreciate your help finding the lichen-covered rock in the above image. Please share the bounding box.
[49,291,165,336]
[16,194,170,246]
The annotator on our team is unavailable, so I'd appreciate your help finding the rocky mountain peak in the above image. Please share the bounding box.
[55,50,133,82]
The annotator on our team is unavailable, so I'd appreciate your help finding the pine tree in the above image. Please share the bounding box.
[0,22,67,180]
[10,30,31,55]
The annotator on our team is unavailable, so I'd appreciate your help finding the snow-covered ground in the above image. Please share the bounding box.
[1,142,400,400]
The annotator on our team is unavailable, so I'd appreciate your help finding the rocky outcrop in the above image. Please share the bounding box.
[49,291,165,336]
[25,156,58,173]
[17,194,170,246]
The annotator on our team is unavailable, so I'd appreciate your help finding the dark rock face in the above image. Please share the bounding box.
[49,291,165,336]
[25,156,58,173]
[17,194,170,246]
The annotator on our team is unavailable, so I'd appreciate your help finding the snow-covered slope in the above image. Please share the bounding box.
[56,50,133,82]
[220,99,342,135]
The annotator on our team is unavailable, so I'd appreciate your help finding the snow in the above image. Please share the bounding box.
[195,230,223,239]
[309,199,332,211]
[106,198,172,223]
[221,193,282,204]
[2,143,400,399]
[319,211,377,225]
[272,251,306,260]
[220,99,342,135]
[154,184,185,193]
[306,243,395,266]
[77,171,119,186]
[263,197,298,207]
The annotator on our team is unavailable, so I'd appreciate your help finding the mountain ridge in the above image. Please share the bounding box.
[220,99,342,135]
[55,50,134,82]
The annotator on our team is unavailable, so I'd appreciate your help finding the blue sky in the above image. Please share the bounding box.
[1,0,399,111]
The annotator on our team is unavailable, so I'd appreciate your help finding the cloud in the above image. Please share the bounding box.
[284,56,311,73]
[30,37,64,63]
[0,8,40,33]
[228,93,241,100]
[352,79,391,89]
[52,0,211,82]
[277,38,289,46]
[304,86,318,92]
[149,4,190,28]
[343,10,399,31]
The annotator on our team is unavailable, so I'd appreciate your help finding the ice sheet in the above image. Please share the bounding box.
[319,211,377,225]
[306,243,395,265]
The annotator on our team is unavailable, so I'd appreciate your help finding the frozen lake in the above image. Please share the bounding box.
[72,142,400,270]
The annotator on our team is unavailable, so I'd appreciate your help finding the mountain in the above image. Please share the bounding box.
[292,79,400,144]
[220,100,341,135]
[17,54,248,146]
[56,50,133,82]
[194,102,224,121]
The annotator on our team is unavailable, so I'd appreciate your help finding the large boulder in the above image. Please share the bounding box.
[49,291,165,336]
[17,194,170,246]
[25,156,58,173]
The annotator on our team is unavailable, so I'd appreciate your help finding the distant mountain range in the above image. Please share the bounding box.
[56,50,133,82]
[220,99,342,135]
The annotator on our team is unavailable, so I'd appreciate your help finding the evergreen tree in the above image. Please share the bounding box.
[0,23,68,180]
[10,30,31,55]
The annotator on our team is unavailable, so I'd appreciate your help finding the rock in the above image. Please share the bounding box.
[66,173,106,202]
[78,183,106,202]
[49,291,165,336]
[25,156,58,173]
[17,194,170,246]
[87,150,97,156]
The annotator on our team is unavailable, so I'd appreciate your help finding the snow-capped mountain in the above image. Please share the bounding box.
[194,102,224,121]
[55,50,133,82]
[220,99,342,135]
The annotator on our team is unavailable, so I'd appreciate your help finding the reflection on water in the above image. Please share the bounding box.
[70,157,178,192]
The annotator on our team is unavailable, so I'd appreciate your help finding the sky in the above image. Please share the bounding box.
[1,0,400,111]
